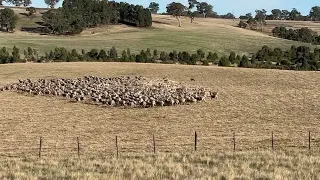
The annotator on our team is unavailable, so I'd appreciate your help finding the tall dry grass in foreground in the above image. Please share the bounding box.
[0,151,319,179]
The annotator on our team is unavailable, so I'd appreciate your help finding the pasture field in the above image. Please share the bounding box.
[0,7,320,179]
[0,61,319,179]
[0,62,319,156]
[0,7,319,56]
[1,151,320,179]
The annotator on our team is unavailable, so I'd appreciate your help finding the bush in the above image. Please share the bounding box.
[238,20,247,28]
[219,56,230,66]
[98,49,108,61]
[239,55,249,67]
[197,49,205,60]
[109,46,118,60]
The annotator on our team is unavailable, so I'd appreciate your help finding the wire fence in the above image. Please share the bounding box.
[0,130,320,158]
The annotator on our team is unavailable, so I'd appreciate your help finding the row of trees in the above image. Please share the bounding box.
[239,6,320,21]
[248,45,320,71]
[1,45,318,71]
[42,1,152,35]
[0,0,60,8]
[0,46,22,64]
[272,26,320,45]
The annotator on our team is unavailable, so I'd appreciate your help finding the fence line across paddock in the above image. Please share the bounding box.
[0,130,318,158]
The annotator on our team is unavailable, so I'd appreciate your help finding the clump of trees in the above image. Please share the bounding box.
[0,8,18,32]
[44,0,60,8]
[0,46,25,64]
[248,45,320,71]
[118,2,152,27]
[272,26,320,45]
[1,0,31,6]
[148,2,159,14]
[42,0,152,35]
[238,9,267,31]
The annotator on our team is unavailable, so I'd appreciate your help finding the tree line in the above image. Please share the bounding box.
[1,45,319,71]
[41,0,152,35]
[272,26,320,45]
[0,0,60,8]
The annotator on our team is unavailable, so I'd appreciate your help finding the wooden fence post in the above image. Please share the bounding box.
[39,137,42,158]
[233,132,236,151]
[271,131,274,151]
[116,136,119,158]
[194,131,197,152]
[309,131,311,150]
[77,137,80,158]
[153,134,156,154]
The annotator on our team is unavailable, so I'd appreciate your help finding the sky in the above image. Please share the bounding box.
[7,0,320,16]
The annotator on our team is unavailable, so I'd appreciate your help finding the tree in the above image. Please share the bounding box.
[153,49,158,59]
[196,2,213,18]
[109,46,117,59]
[281,10,289,20]
[239,55,249,67]
[246,13,253,19]
[188,0,198,23]
[255,9,267,31]
[0,8,18,32]
[22,0,31,6]
[26,7,36,16]
[289,8,301,20]
[229,51,236,64]
[238,20,247,28]
[219,56,230,66]
[44,0,60,8]
[11,46,20,63]
[166,2,185,27]
[310,6,320,21]
[98,49,108,61]
[271,9,281,20]
[149,2,159,14]
[121,50,128,62]
[255,9,267,23]
[197,49,205,60]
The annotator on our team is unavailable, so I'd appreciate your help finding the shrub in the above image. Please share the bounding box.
[219,56,230,66]
[239,55,249,67]
[197,49,205,60]
[109,46,118,59]
[98,49,108,61]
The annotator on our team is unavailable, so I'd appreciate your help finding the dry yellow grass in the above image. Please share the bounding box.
[0,62,319,157]
[1,151,320,179]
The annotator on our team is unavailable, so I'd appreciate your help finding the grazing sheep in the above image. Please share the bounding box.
[1,76,217,108]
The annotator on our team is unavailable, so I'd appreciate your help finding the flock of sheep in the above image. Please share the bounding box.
[0,76,217,108]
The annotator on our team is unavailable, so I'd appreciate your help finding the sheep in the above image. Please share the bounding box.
[1,76,217,108]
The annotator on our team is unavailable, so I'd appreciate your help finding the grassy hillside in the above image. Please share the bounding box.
[0,7,319,56]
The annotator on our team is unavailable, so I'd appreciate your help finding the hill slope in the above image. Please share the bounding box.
[0,7,319,56]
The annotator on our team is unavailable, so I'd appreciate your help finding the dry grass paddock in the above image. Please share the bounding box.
[1,151,320,179]
[0,62,319,157]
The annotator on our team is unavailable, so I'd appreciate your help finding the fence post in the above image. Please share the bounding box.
[116,136,119,158]
[39,137,42,158]
[77,137,80,158]
[271,131,274,151]
[233,132,236,151]
[153,134,156,154]
[309,131,311,150]
[194,131,197,152]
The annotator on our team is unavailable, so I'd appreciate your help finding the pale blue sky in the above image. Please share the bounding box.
[6,0,320,16]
